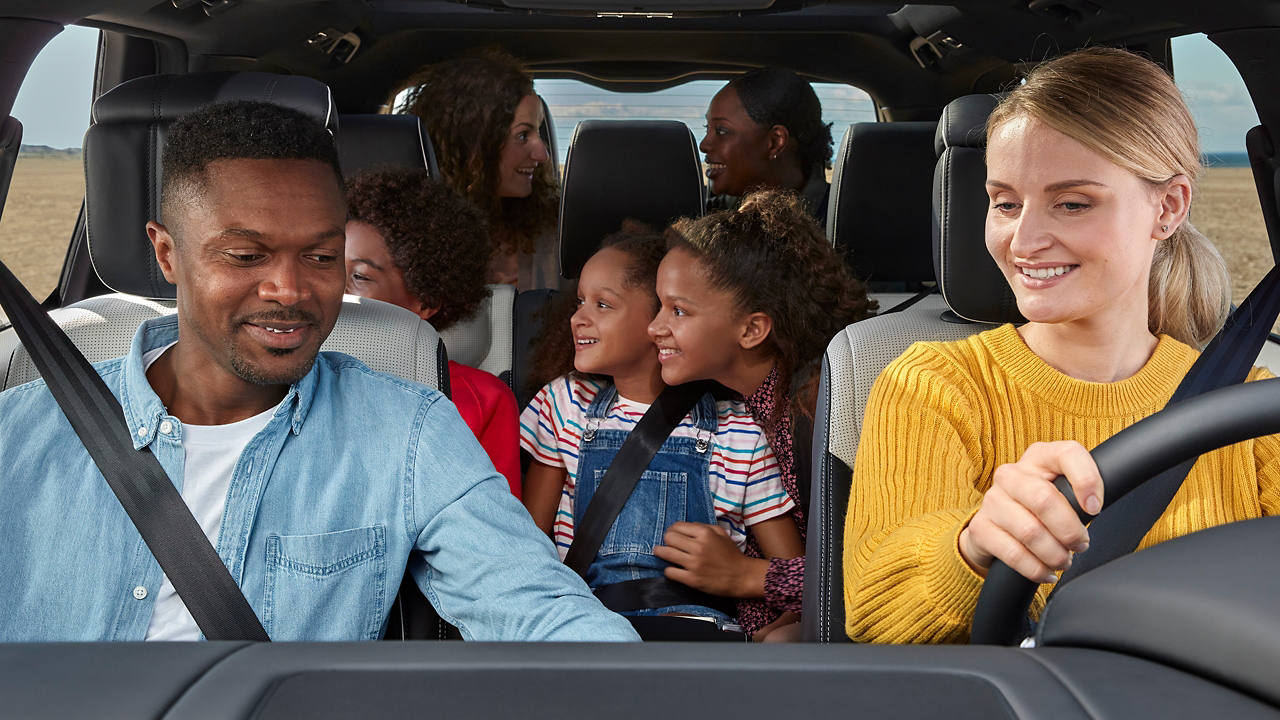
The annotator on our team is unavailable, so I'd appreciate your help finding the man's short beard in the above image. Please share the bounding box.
[228,344,316,386]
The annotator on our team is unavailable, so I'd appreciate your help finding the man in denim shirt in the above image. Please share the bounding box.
[0,100,638,642]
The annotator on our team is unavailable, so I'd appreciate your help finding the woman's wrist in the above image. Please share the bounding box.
[957,525,989,578]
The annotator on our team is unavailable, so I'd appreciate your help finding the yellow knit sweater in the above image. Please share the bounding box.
[843,323,1280,644]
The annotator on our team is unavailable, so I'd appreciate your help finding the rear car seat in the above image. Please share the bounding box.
[335,112,517,387]
[0,71,454,639]
[828,121,941,308]
[511,119,705,408]
[803,94,1017,642]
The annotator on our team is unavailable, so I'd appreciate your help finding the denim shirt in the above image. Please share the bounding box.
[0,316,638,642]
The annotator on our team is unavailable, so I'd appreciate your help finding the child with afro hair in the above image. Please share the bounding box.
[345,167,521,496]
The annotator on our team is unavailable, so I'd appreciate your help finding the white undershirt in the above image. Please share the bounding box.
[140,342,278,641]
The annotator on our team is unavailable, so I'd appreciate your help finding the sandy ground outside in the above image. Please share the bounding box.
[0,157,1274,319]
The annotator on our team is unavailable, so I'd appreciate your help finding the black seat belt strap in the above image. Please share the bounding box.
[0,260,269,641]
[594,577,737,617]
[1056,263,1280,587]
[563,380,713,577]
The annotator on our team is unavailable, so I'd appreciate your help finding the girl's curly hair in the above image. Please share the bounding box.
[524,228,667,396]
[666,189,876,418]
[346,168,493,331]
[398,48,559,254]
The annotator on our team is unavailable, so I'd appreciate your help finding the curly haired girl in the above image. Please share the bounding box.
[520,230,802,637]
[647,189,876,640]
[398,48,560,288]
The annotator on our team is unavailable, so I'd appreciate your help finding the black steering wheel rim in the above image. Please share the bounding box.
[969,377,1280,645]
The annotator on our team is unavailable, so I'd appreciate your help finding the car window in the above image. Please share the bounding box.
[0,25,97,314]
[1171,33,1268,318]
[534,78,875,169]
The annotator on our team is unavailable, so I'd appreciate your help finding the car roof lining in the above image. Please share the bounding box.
[5,1,1271,101]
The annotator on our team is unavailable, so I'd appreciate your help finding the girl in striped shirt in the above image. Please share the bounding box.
[519,231,801,632]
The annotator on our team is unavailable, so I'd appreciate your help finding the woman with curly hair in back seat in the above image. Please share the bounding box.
[399,48,559,289]
[344,167,522,497]
[700,67,834,224]
[843,47,1280,644]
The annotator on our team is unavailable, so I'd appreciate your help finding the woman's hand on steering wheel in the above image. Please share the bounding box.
[959,441,1104,584]
[654,522,770,598]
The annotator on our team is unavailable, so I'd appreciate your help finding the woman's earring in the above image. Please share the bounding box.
[1161,224,1169,233]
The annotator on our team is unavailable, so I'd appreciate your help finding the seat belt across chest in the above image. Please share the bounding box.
[0,260,269,642]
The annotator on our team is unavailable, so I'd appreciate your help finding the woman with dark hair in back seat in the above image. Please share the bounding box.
[700,67,834,224]
[399,48,560,289]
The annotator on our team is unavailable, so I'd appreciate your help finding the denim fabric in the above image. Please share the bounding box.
[573,384,731,623]
[0,315,638,642]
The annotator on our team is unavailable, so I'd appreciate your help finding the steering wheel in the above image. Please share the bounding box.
[969,377,1280,645]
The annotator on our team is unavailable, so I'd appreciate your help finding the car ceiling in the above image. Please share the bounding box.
[4,0,1280,117]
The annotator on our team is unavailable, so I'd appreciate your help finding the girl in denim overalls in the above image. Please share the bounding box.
[519,231,803,629]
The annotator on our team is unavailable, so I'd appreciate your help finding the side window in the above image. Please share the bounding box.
[534,78,875,171]
[0,25,98,308]
[1171,33,1266,312]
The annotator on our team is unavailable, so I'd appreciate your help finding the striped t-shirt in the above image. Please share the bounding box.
[519,375,793,559]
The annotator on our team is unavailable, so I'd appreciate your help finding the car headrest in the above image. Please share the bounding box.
[932,93,1024,324]
[558,120,704,279]
[337,114,439,179]
[84,72,337,299]
[829,121,938,286]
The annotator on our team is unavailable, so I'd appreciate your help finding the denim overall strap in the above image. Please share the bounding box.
[586,383,619,419]
[569,383,733,624]
[580,382,618,445]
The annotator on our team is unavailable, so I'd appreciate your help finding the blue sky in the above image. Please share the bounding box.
[11,25,1259,157]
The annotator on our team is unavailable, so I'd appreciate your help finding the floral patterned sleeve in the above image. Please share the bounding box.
[764,556,805,613]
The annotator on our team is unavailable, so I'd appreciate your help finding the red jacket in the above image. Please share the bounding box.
[448,361,521,498]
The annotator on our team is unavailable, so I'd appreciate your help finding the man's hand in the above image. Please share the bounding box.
[653,522,768,598]
[959,440,1102,584]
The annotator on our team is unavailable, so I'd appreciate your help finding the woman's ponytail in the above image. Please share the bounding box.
[1148,220,1230,348]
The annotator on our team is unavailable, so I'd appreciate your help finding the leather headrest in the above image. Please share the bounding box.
[84,72,336,299]
[829,121,938,285]
[934,93,1001,156]
[337,114,439,179]
[932,93,1024,324]
[558,120,704,279]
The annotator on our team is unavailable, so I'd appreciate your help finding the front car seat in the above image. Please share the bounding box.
[803,94,1021,642]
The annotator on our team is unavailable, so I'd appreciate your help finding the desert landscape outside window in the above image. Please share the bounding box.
[0,25,96,322]
[1171,34,1269,322]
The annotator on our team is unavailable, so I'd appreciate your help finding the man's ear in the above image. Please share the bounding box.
[146,221,179,284]
[739,311,772,350]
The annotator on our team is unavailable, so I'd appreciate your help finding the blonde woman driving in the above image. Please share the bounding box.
[843,47,1280,644]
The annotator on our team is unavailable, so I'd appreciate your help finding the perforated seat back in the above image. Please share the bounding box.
[438,284,516,384]
[0,294,447,393]
[829,121,938,290]
[804,96,1012,642]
